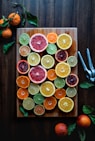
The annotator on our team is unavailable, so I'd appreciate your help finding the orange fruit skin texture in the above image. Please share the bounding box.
[0,19,4,25]
[76,114,91,128]
[54,123,68,136]
[2,28,12,38]
[8,13,21,26]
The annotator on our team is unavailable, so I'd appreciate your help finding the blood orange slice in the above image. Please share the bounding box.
[17,60,30,74]
[55,49,68,62]
[66,73,79,87]
[29,33,48,52]
[43,96,57,110]
[28,65,47,84]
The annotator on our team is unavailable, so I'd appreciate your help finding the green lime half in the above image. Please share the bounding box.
[66,87,77,98]
[33,93,45,104]
[54,77,65,88]
[22,97,35,110]
[28,83,40,95]
[19,33,30,45]
[67,56,78,67]
[46,43,57,55]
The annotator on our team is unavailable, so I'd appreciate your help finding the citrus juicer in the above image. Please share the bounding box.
[78,48,95,83]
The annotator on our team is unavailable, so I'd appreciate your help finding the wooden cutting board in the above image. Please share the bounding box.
[16,27,78,117]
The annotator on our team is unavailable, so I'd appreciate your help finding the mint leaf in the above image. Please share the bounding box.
[82,105,95,114]
[79,81,94,89]
[68,123,76,135]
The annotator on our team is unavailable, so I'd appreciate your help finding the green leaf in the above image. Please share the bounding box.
[26,11,38,26]
[77,129,86,141]
[68,123,76,135]
[3,41,15,54]
[82,105,95,114]
[89,115,95,124]
[79,81,95,89]
[21,13,26,27]
[0,20,9,28]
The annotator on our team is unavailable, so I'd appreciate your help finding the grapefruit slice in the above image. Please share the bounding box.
[27,52,40,66]
[66,73,79,87]
[47,32,58,43]
[55,62,71,78]
[41,55,55,69]
[43,96,57,110]
[28,65,47,84]
[19,45,31,57]
[57,33,72,50]
[55,49,68,62]
[17,60,30,74]
[29,33,48,52]
[40,81,55,97]
[58,97,74,113]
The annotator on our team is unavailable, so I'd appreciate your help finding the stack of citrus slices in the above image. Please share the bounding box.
[16,31,78,117]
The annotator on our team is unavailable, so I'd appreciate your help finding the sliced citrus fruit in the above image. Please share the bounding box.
[46,43,57,55]
[16,75,30,88]
[17,87,29,100]
[33,93,45,104]
[47,32,58,43]
[41,54,55,69]
[29,33,48,52]
[22,97,35,110]
[28,65,47,84]
[55,49,68,62]
[19,33,30,45]
[54,88,66,99]
[28,83,40,95]
[43,96,57,110]
[47,69,57,81]
[33,105,45,116]
[17,60,30,74]
[27,52,40,66]
[66,73,79,87]
[19,45,31,57]
[67,56,78,67]
[57,33,72,50]
[54,77,65,88]
[40,81,55,97]
[58,97,74,113]
[66,87,77,98]
[55,62,71,78]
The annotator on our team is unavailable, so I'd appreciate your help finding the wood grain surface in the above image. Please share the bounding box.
[1,0,95,141]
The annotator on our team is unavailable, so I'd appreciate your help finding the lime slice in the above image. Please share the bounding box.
[66,87,77,98]
[46,44,57,55]
[28,83,40,95]
[33,93,45,104]
[19,33,30,45]
[54,77,65,88]
[33,105,45,116]
[22,97,35,110]
[67,56,78,67]
[27,52,40,66]
[41,55,55,69]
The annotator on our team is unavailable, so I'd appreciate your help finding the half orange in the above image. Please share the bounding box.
[47,32,58,43]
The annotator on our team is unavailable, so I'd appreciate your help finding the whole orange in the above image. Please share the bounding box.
[76,114,91,128]
[54,122,68,136]
[2,28,12,38]
[0,19,4,25]
[8,12,21,26]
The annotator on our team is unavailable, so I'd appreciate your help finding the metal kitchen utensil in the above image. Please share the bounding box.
[78,48,95,83]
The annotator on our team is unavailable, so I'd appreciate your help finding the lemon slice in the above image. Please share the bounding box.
[58,97,74,113]
[27,52,40,66]
[22,97,35,110]
[19,33,30,45]
[40,81,55,97]
[41,55,55,69]
[57,33,72,50]
[28,83,40,95]
[55,62,71,78]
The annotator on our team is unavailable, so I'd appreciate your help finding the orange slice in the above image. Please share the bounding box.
[17,88,29,100]
[55,62,71,78]
[16,75,30,88]
[47,69,57,81]
[57,33,72,50]
[40,81,55,97]
[17,60,30,74]
[43,96,57,110]
[54,88,66,99]
[47,32,58,43]
[58,97,74,113]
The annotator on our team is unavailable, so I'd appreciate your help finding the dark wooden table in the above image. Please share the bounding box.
[0,0,95,141]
